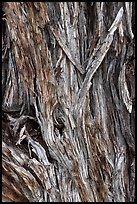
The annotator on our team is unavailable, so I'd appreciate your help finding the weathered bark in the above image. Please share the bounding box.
[2,2,135,202]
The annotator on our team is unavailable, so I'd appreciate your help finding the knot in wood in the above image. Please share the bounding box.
[52,103,65,128]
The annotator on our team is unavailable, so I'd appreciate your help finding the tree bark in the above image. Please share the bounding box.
[2,2,135,202]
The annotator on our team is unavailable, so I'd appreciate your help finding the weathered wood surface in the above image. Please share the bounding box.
[2,2,135,202]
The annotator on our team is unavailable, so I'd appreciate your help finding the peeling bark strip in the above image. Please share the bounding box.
[2,2,135,202]
[48,23,85,74]
[118,63,132,113]
[75,7,123,113]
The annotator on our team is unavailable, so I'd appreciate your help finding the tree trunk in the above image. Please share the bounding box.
[2,2,135,202]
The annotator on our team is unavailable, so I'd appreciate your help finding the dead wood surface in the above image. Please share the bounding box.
[2,2,135,202]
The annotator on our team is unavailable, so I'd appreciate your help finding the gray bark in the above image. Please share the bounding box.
[2,2,135,202]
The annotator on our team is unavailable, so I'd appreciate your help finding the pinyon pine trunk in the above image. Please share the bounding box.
[2,2,135,202]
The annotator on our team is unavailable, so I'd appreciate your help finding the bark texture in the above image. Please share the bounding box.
[2,2,135,202]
